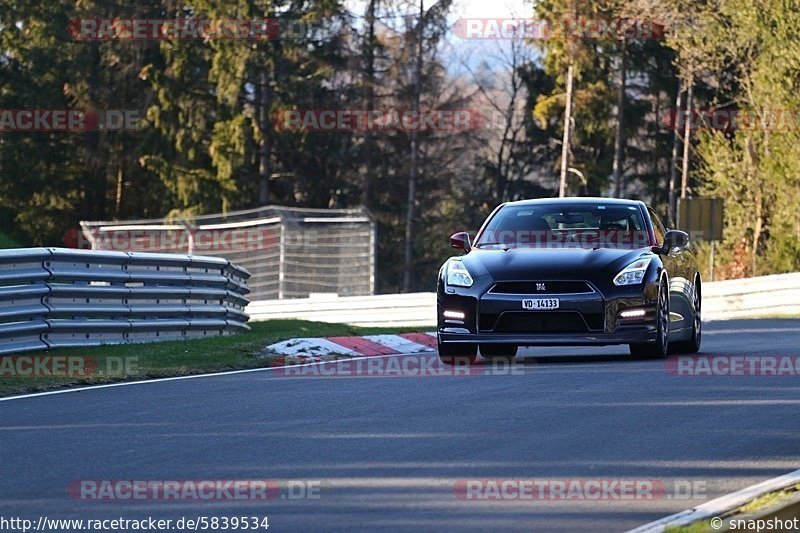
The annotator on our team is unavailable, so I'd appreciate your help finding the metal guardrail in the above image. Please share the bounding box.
[245,273,800,327]
[0,248,251,355]
[702,272,800,320]
[246,293,436,327]
[718,490,800,531]
[628,468,800,532]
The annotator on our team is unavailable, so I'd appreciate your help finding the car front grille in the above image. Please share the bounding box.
[481,311,604,333]
[489,281,593,294]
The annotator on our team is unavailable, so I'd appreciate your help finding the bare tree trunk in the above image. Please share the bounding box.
[612,40,626,198]
[83,41,106,221]
[114,164,124,218]
[558,62,573,197]
[746,136,763,276]
[753,185,762,276]
[495,39,523,203]
[362,0,377,209]
[668,81,684,227]
[258,70,272,205]
[559,1,578,198]
[403,0,423,293]
[680,79,693,201]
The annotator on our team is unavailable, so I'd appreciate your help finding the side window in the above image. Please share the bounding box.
[648,208,666,245]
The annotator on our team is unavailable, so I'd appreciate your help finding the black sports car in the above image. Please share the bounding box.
[436,197,702,364]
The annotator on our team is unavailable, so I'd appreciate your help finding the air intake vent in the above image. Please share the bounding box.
[489,281,593,294]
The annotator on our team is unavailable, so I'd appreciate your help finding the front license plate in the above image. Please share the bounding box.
[522,298,560,310]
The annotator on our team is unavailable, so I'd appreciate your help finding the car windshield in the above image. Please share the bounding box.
[475,203,650,250]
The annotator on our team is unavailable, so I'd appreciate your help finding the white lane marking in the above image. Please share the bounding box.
[0,353,658,403]
[0,352,423,403]
[627,468,800,532]
[363,334,435,353]
[1,323,794,403]
[704,327,799,335]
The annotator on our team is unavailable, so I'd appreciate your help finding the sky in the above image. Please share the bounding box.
[447,0,535,74]
[344,0,537,75]
[342,0,534,34]
[450,0,533,19]
[343,0,533,19]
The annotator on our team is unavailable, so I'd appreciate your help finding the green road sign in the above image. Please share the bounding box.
[678,198,724,241]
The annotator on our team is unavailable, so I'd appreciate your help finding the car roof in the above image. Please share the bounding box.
[502,197,646,208]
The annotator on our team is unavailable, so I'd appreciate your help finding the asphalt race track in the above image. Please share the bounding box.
[2,319,800,532]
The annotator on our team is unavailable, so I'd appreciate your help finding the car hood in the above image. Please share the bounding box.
[460,247,651,281]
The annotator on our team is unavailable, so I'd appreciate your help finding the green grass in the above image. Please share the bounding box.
[738,482,800,514]
[0,320,432,398]
[0,230,21,248]
[664,483,800,532]
[665,521,716,533]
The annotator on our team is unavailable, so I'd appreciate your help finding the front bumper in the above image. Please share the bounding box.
[437,327,657,347]
[437,278,660,347]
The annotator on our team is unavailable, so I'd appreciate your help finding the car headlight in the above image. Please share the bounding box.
[446,260,474,288]
[613,258,652,286]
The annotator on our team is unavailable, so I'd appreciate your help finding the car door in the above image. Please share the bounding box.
[648,207,693,334]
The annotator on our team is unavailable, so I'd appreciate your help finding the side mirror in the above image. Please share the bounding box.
[450,232,472,253]
[655,230,689,254]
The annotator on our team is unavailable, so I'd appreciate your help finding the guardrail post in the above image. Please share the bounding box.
[370,221,376,295]
[278,222,286,299]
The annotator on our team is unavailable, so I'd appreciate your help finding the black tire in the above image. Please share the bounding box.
[629,279,669,359]
[438,342,477,365]
[670,280,702,354]
[628,343,651,358]
[480,344,518,363]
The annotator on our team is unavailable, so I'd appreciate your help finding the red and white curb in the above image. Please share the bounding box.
[0,334,440,402]
[264,332,437,360]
